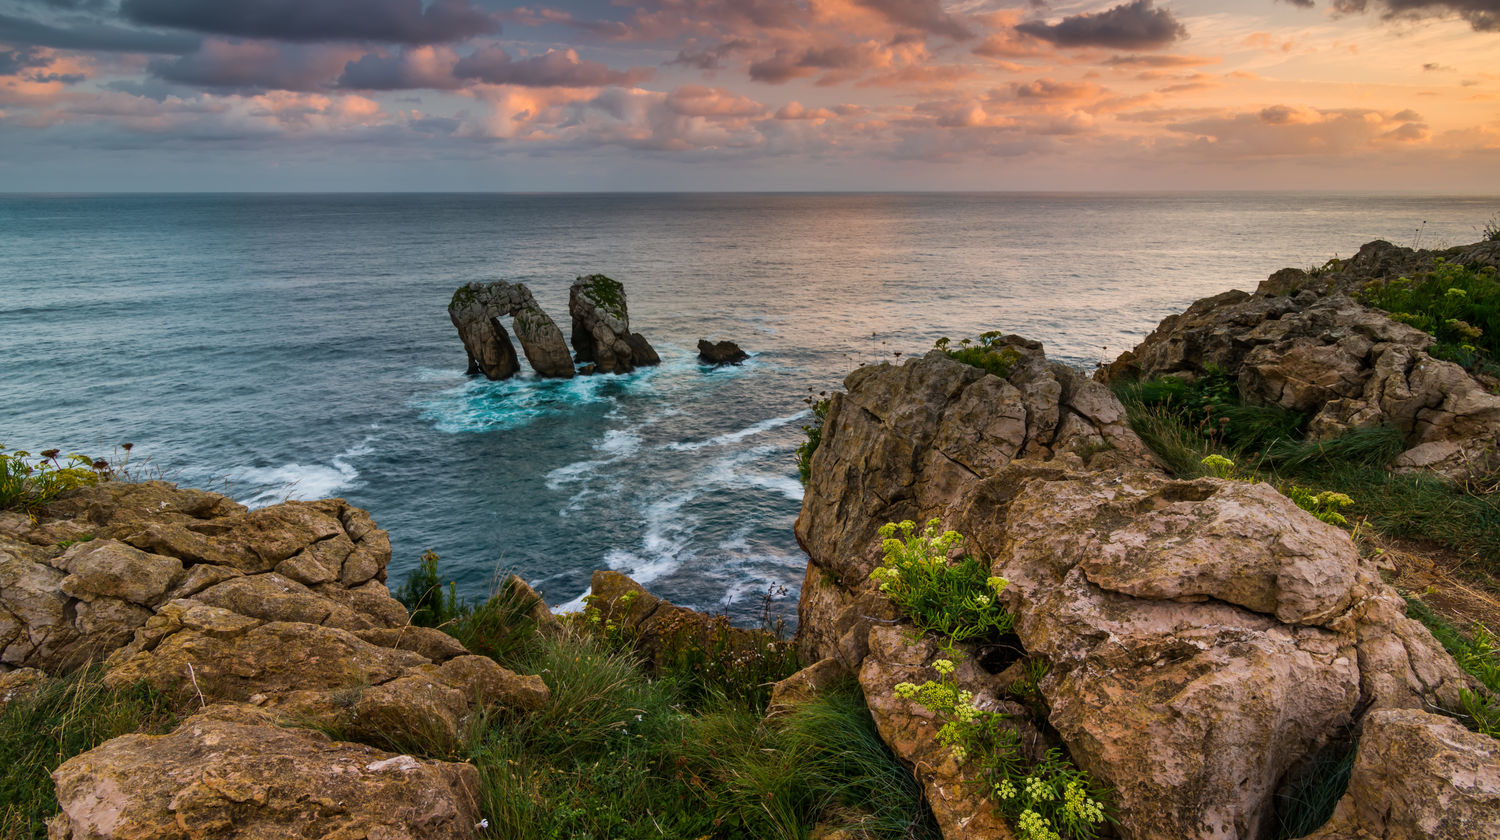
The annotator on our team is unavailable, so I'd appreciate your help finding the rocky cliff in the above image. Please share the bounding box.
[1,481,548,839]
[792,333,1497,838]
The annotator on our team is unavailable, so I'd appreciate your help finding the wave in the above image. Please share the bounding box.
[663,410,807,451]
[235,438,374,509]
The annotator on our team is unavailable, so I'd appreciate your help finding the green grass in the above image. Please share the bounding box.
[1357,260,1500,375]
[390,559,934,839]
[1271,743,1356,839]
[464,628,936,840]
[1404,598,1500,737]
[795,395,830,486]
[1,669,179,840]
[1114,380,1500,566]
[935,331,1022,379]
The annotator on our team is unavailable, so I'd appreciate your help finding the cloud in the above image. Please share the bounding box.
[1105,54,1217,67]
[1015,0,1189,50]
[664,84,766,117]
[339,46,462,90]
[1166,105,1429,158]
[667,38,755,70]
[0,11,200,53]
[1327,1,1500,32]
[119,0,498,45]
[149,40,358,91]
[775,100,836,119]
[748,43,885,84]
[1011,78,1103,100]
[455,47,651,88]
[850,0,972,40]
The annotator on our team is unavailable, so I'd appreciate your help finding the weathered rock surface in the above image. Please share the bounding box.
[587,570,772,671]
[795,340,1483,840]
[449,280,574,380]
[569,275,659,374]
[1305,707,1500,840]
[3,479,552,835]
[697,339,749,366]
[48,702,482,840]
[1102,238,1500,480]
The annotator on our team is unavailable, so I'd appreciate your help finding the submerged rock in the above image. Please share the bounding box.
[448,280,574,380]
[697,339,749,366]
[569,275,659,374]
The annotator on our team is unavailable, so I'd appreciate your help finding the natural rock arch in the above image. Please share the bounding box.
[448,281,574,380]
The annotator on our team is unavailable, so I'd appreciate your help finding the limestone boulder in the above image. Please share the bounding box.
[794,345,1153,658]
[449,280,574,380]
[48,702,482,840]
[1304,708,1500,840]
[569,275,659,374]
[587,570,771,671]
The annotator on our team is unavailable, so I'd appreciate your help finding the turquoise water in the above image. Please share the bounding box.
[1,193,1494,621]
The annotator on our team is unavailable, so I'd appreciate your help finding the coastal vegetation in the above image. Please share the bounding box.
[1,669,178,840]
[1356,259,1500,375]
[1112,373,1500,565]
[935,332,1021,379]
[0,447,107,517]
[870,521,1111,840]
[394,562,936,839]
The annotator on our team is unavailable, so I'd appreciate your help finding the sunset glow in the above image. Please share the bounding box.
[1,0,1498,190]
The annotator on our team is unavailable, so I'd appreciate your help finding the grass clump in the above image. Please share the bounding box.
[1357,260,1500,375]
[1,669,179,840]
[1113,376,1500,563]
[1271,743,1357,840]
[390,557,934,839]
[1404,598,1500,738]
[936,332,1022,379]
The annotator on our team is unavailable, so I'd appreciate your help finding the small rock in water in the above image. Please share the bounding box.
[697,339,749,366]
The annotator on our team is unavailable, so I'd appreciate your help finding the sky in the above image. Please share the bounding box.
[0,0,1497,191]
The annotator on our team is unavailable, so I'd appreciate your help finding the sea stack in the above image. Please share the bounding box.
[449,281,575,380]
[568,274,660,374]
[697,339,749,366]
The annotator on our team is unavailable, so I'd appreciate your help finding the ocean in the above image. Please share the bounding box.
[1,193,1494,623]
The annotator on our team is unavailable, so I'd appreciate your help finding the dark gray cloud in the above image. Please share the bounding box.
[454,46,650,87]
[120,0,498,44]
[0,11,200,53]
[0,46,45,74]
[852,0,972,39]
[1016,0,1188,50]
[339,49,463,90]
[147,41,353,91]
[1331,0,1500,32]
[667,38,754,70]
[747,44,880,83]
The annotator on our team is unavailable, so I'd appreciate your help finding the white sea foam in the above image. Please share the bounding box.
[664,411,806,451]
[236,439,373,509]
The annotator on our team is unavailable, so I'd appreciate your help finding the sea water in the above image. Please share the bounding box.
[1,193,1494,623]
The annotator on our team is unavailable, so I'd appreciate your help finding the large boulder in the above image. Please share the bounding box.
[49,702,482,840]
[1,480,548,751]
[1304,707,1500,840]
[569,275,659,374]
[449,280,574,380]
[794,339,1484,840]
[697,339,749,366]
[1101,238,1500,481]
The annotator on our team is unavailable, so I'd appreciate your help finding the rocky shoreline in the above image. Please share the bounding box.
[5,237,1500,839]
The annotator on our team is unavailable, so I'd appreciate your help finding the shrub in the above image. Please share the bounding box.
[1357,261,1500,373]
[394,549,463,628]
[869,519,1014,651]
[795,394,830,485]
[936,332,1022,379]
[0,446,108,516]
